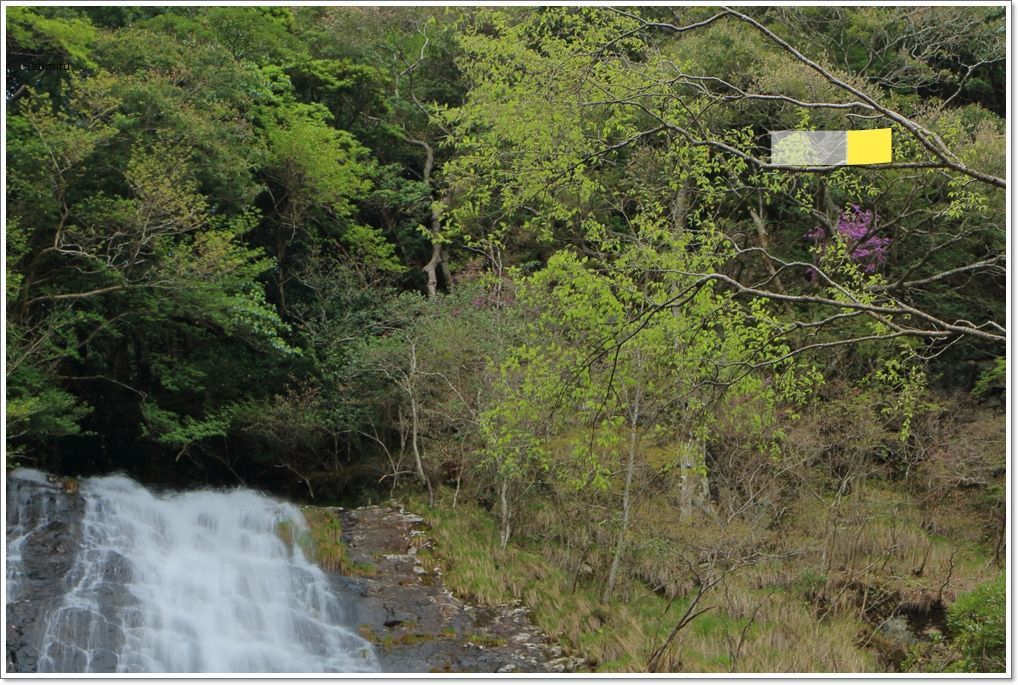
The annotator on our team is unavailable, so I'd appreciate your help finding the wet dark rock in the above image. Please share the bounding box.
[330,505,582,673]
[6,474,86,673]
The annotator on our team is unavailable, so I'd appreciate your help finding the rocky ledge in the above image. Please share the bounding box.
[330,505,585,673]
[5,472,583,674]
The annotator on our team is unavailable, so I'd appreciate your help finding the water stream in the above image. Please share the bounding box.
[5,470,379,673]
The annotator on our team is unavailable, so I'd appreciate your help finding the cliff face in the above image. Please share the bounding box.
[6,472,86,673]
[4,474,579,674]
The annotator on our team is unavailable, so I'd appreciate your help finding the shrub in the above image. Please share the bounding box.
[946,574,1005,672]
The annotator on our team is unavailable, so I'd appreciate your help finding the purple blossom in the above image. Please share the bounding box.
[806,205,891,275]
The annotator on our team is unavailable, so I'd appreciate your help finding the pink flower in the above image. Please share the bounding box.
[806,205,891,274]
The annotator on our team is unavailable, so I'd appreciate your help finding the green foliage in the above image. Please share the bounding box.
[2,12,1006,674]
[7,7,97,66]
[204,7,300,64]
[946,574,1006,672]
[140,402,231,449]
[973,358,1006,398]
[5,306,94,459]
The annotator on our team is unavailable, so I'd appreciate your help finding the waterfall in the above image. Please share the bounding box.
[6,470,379,674]
[7,468,65,604]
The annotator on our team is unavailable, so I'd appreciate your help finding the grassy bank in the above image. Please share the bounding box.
[406,477,999,673]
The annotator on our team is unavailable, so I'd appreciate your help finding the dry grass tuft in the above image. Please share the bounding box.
[278,507,377,576]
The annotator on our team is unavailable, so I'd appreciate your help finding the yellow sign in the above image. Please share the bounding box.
[846,128,892,165]
[771,128,893,166]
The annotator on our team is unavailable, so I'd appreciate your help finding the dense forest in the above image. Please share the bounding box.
[5,5,1007,673]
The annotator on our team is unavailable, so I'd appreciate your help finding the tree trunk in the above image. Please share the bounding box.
[680,437,694,520]
[275,231,289,317]
[671,175,693,233]
[498,476,512,550]
[409,393,433,507]
[410,136,450,299]
[748,192,786,294]
[423,240,442,298]
[604,377,641,602]
[439,244,453,290]
[604,421,637,601]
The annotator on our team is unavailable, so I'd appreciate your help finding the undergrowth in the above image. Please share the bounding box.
[407,475,999,673]
[409,494,870,672]
[278,507,377,576]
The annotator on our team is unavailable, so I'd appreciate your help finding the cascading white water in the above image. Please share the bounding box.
[7,471,379,673]
[6,468,61,603]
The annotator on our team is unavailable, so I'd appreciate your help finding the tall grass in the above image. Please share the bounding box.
[412,493,888,672]
[279,507,376,576]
